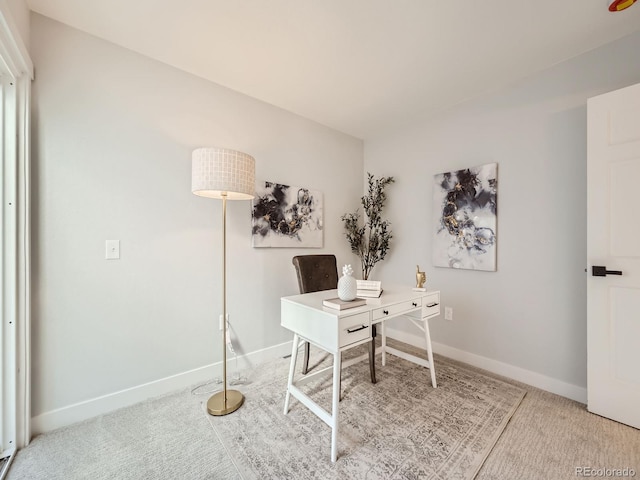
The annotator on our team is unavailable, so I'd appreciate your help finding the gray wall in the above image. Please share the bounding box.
[30,14,363,430]
[5,0,29,49]
[364,30,640,396]
[30,9,640,431]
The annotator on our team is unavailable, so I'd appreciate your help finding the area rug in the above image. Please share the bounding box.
[206,343,526,479]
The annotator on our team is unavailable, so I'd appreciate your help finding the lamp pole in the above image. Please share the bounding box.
[221,193,228,405]
[207,192,244,415]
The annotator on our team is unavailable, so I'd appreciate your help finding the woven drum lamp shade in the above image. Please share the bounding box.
[192,148,256,200]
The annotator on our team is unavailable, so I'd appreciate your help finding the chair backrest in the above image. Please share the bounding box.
[292,255,339,294]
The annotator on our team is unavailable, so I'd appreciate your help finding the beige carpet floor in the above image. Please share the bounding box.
[475,372,640,479]
[207,345,525,479]
[7,339,640,479]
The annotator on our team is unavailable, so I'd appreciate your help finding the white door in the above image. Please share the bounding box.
[587,82,640,429]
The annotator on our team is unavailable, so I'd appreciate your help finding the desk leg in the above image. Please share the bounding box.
[423,319,437,388]
[284,333,300,414]
[330,351,341,462]
[381,321,387,367]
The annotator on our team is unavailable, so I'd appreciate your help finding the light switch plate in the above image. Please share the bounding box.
[444,306,453,321]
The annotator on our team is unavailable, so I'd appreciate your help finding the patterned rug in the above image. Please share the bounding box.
[206,342,526,479]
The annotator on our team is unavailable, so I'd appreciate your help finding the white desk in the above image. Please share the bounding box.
[281,285,440,462]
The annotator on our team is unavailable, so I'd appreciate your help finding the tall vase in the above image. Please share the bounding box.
[338,264,357,301]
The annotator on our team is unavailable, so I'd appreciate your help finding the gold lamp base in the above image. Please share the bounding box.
[207,390,244,416]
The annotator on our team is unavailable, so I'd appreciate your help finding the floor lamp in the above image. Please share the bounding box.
[191,147,256,416]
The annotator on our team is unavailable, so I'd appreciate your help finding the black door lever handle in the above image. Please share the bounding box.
[592,266,623,277]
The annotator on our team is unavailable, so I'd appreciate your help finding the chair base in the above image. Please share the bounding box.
[369,324,377,384]
[302,325,377,384]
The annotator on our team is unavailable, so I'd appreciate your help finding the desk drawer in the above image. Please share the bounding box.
[338,312,371,348]
[372,297,422,321]
[423,293,440,317]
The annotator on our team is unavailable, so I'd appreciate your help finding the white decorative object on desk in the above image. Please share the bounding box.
[357,279,383,298]
[337,264,357,301]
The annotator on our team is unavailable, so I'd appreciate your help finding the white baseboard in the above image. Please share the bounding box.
[385,327,587,404]
[30,341,292,435]
[31,330,589,436]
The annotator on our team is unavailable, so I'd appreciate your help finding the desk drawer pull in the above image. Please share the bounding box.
[347,325,368,333]
[383,310,389,315]
[412,302,418,307]
[426,303,439,308]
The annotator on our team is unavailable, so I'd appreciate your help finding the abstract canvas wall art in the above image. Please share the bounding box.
[251,181,323,248]
[432,163,497,271]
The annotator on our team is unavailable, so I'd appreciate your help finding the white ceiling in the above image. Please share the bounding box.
[27,0,640,139]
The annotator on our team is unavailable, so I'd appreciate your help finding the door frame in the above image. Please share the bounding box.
[0,3,33,465]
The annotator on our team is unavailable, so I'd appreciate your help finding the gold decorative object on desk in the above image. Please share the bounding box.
[413,265,427,291]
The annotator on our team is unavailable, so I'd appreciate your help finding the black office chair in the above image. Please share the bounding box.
[292,254,376,385]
